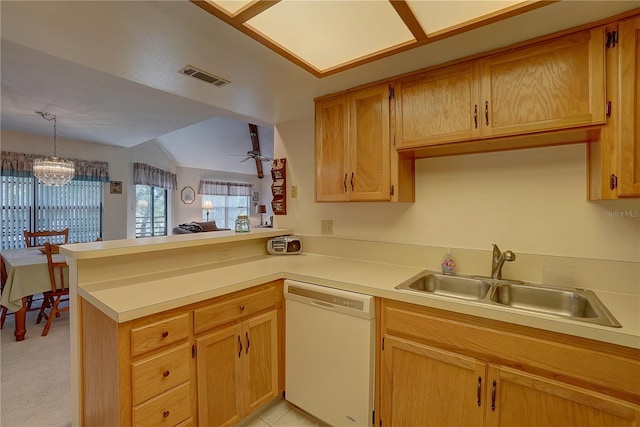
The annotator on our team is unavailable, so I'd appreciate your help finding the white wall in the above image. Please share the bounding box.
[175,166,273,229]
[274,117,640,264]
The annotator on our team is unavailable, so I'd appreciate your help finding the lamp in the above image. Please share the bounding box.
[203,200,214,221]
[33,112,75,186]
[257,204,267,226]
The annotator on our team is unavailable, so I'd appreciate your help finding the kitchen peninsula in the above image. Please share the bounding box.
[62,231,640,426]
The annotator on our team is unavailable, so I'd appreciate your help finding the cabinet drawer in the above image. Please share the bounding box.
[132,343,191,405]
[194,286,277,334]
[133,381,191,426]
[131,314,190,357]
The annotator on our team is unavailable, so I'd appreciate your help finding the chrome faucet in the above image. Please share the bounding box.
[491,244,516,280]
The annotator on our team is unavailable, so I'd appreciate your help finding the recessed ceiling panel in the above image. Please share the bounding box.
[408,0,526,35]
[245,0,415,72]
[205,0,254,15]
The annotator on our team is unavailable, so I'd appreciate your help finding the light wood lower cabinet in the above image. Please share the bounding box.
[379,299,640,427]
[382,336,485,427]
[79,280,283,427]
[196,310,279,427]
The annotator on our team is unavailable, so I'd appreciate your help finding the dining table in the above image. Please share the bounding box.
[0,247,68,341]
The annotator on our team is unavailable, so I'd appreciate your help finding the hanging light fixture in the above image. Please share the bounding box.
[33,111,75,186]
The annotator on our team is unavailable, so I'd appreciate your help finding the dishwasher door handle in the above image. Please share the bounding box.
[310,300,334,309]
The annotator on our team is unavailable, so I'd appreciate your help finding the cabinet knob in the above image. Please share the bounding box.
[163,370,170,378]
[161,331,169,338]
[163,410,170,418]
[239,305,245,311]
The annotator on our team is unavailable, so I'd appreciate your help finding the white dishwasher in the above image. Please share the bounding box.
[284,279,375,427]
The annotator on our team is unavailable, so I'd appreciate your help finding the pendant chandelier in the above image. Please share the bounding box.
[33,111,75,186]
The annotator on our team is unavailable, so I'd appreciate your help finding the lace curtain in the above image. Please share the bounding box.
[133,162,177,190]
[198,180,253,196]
[1,151,109,182]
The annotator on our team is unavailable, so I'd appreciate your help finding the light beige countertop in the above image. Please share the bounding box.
[76,252,640,349]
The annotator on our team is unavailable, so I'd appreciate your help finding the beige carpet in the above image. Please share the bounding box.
[0,309,71,427]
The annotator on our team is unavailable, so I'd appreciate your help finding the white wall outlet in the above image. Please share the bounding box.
[321,220,333,234]
[217,249,232,261]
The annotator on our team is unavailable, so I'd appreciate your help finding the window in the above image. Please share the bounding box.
[198,180,253,228]
[201,194,250,228]
[1,176,103,249]
[135,185,167,238]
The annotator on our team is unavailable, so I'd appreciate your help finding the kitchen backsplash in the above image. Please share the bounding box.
[300,235,639,297]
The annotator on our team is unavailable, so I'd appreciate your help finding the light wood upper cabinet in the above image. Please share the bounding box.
[395,61,481,147]
[315,95,349,202]
[589,17,640,199]
[315,84,395,202]
[349,85,391,201]
[617,16,640,196]
[395,27,606,149]
[481,27,605,137]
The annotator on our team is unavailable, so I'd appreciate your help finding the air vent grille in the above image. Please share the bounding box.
[179,65,230,87]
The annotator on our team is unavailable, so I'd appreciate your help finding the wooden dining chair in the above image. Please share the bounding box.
[23,228,70,248]
[21,228,69,312]
[0,257,8,329]
[36,243,69,336]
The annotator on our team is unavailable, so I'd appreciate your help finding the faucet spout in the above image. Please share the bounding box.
[491,244,516,280]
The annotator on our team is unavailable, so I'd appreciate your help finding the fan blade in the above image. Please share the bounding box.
[240,157,251,163]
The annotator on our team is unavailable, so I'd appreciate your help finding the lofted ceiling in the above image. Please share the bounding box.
[1,1,639,174]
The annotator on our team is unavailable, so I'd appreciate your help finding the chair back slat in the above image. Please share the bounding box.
[44,243,68,293]
[23,229,70,248]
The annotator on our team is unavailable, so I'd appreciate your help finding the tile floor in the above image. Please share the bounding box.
[239,398,330,427]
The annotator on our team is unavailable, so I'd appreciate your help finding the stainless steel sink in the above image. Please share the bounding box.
[395,272,622,328]
[396,273,491,301]
[490,283,621,327]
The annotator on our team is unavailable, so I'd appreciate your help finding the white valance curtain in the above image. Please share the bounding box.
[198,180,253,196]
[1,150,109,182]
[133,163,177,190]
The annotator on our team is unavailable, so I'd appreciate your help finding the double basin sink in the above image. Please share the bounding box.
[395,273,621,328]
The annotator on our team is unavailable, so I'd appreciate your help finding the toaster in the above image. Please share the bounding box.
[267,236,302,255]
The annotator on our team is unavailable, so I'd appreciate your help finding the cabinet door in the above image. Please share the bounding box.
[349,85,391,201]
[396,62,481,147]
[243,310,279,414]
[481,27,605,137]
[486,365,640,427]
[618,16,640,196]
[315,95,350,202]
[381,335,486,427]
[196,324,243,427]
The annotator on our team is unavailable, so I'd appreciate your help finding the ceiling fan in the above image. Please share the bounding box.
[232,150,273,163]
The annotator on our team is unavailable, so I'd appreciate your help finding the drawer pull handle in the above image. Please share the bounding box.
[163,370,170,378]
[161,331,169,338]
[343,174,347,192]
[239,305,245,311]
[238,335,243,358]
[350,172,354,191]
[163,410,170,418]
[477,376,482,407]
[491,380,497,412]
[246,331,250,354]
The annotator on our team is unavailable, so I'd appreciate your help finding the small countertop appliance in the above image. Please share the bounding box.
[267,235,302,255]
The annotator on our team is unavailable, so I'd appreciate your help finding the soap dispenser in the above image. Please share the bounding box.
[441,249,456,275]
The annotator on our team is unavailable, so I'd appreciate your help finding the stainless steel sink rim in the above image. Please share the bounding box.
[395,272,622,328]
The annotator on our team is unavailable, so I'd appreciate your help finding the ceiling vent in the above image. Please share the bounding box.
[179,65,230,87]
